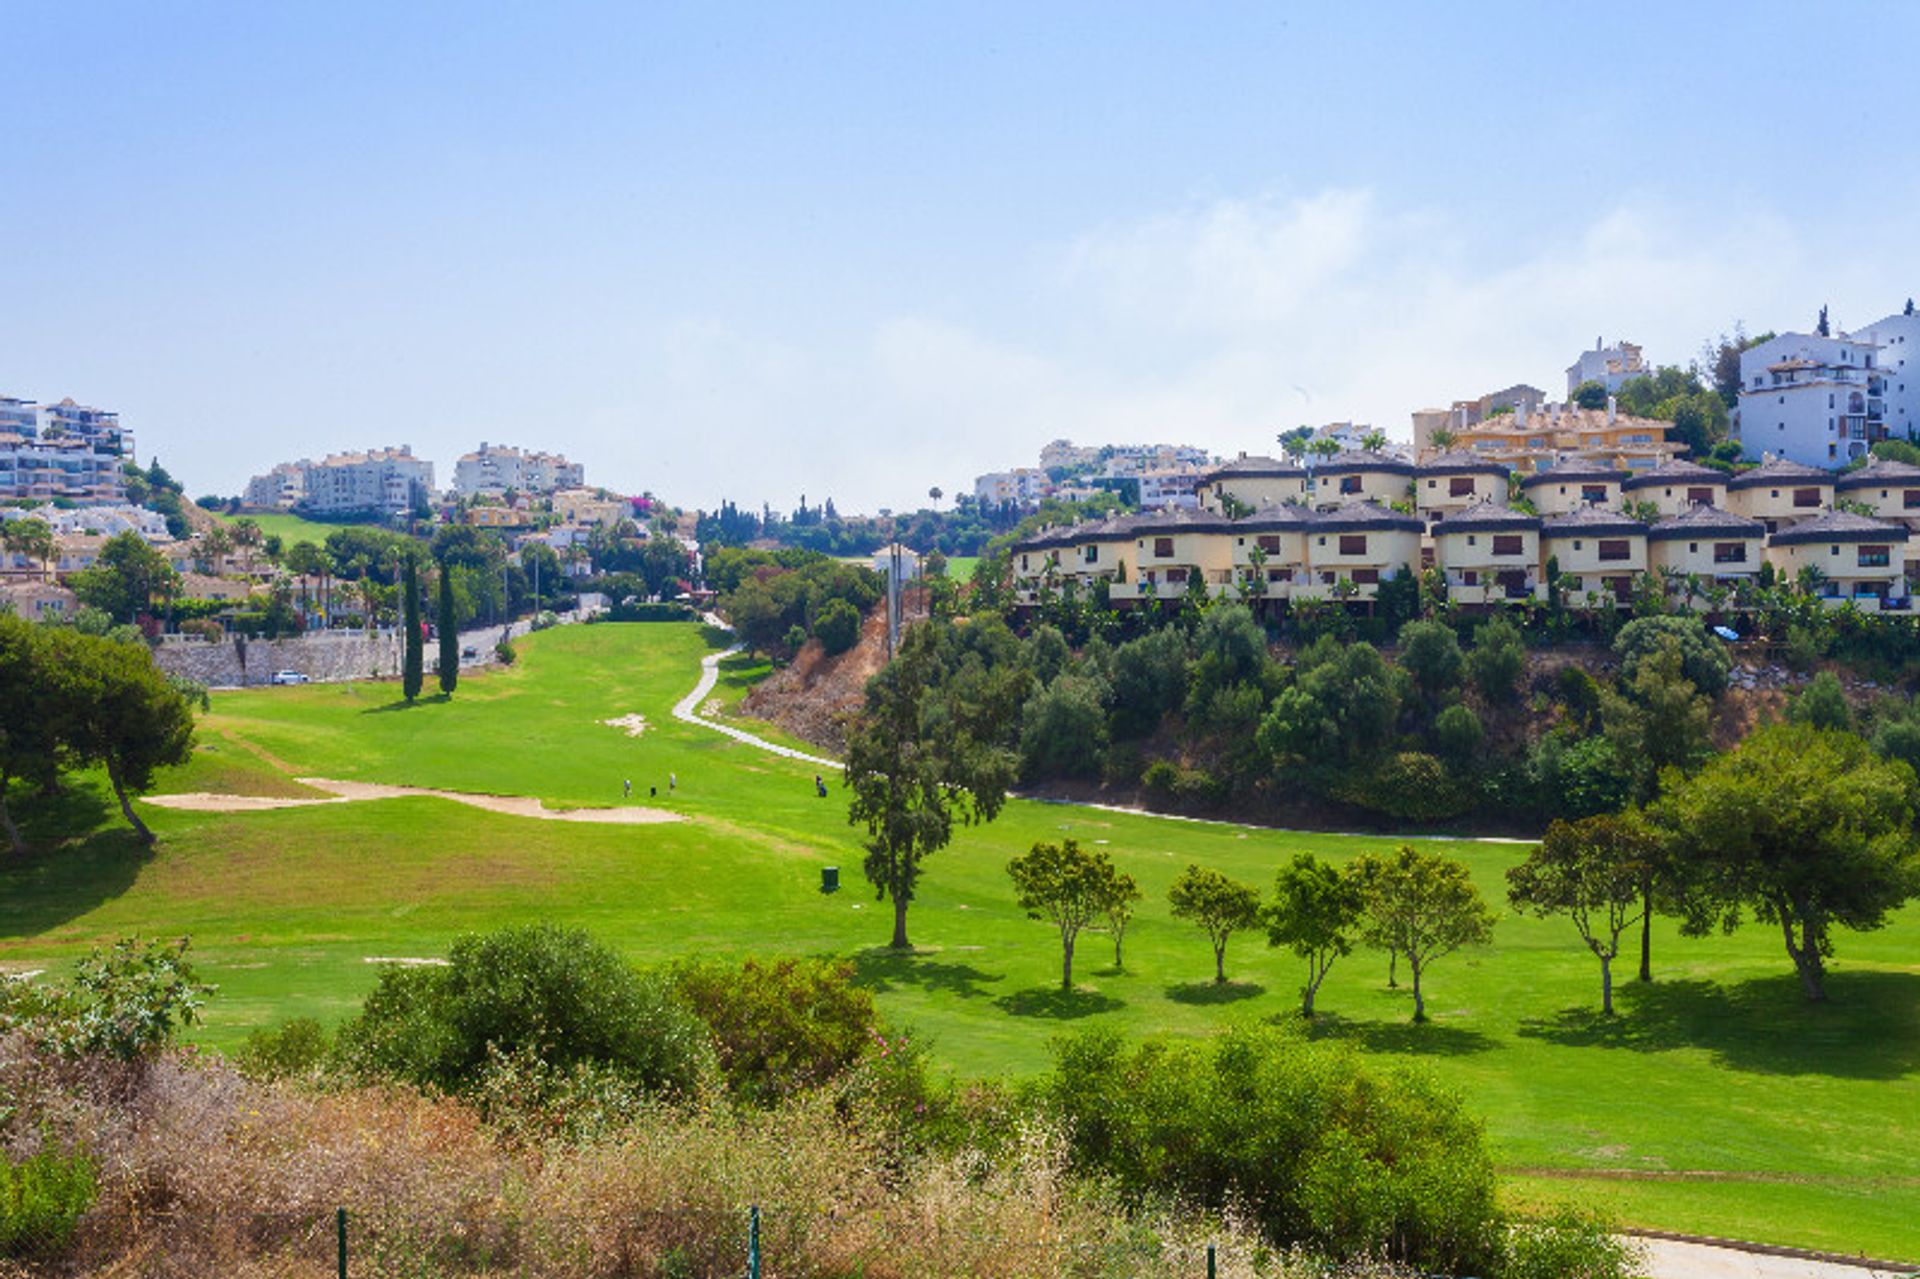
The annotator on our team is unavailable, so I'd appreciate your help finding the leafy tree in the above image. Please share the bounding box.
[1787,670,1851,732]
[1008,839,1126,990]
[1353,845,1495,1021]
[1601,635,1714,806]
[1467,616,1525,704]
[1108,629,1188,737]
[1264,853,1363,1016]
[1258,638,1402,766]
[670,956,888,1106]
[846,622,1016,948]
[1434,702,1484,765]
[401,554,424,702]
[1507,815,1661,1014]
[437,563,458,696]
[0,616,59,856]
[1654,723,1919,1001]
[335,923,711,1095]
[1167,863,1262,984]
[69,531,180,625]
[1571,380,1609,410]
[1398,619,1464,708]
[1614,615,1729,696]
[813,597,862,656]
[1019,673,1109,780]
[1101,867,1142,970]
[1187,603,1266,704]
[45,629,195,844]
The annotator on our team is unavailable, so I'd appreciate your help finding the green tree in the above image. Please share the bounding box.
[69,531,180,625]
[1614,615,1729,696]
[1571,379,1609,409]
[1507,814,1661,1014]
[0,616,60,855]
[1434,703,1483,765]
[846,623,1016,948]
[1108,629,1188,737]
[1787,670,1851,732]
[1467,616,1525,705]
[1167,863,1262,984]
[813,597,862,656]
[1398,619,1464,708]
[401,554,424,702]
[1101,868,1143,970]
[1019,674,1109,780]
[1264,853,1363,1016]
[1601,635,1714,808]
[1,517,55,582]
[1654,723,1919,1001]
[437,563,458,696]
[1008,839,1126,990]
[1354,845,1496,1021]
[45,630,195,844]
[1258,638,1402,766]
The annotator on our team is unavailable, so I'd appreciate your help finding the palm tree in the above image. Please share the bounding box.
[1429,426,1458,453]
[230,518,264,577]
[1360,430,1389,453]
[928,486,943,509]
[3,517,56,583]
[1307,438,1341,461]
[197,524,234,575]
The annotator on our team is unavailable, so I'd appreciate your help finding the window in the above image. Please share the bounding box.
[1085,546,1099,563]
[1166,567,1188,583]
[1906,490,1920,509]
[1257,534,1281,554]
[1351,568,1379,585]
[1339,475,1362,494]
[1460,570,1478,586]
[1597,539,1630,562]
[1713,542,1747,564]
[1267,568,1289,582]
[1859,545,1891,568]
[1492,534,1524,555]
[1449,476,1474,496]
[1607,575,1634,595]
[1793,487,1821,508]
[1687,487,1713,505]
[1338,534,1367,555]
[1020,554,1028,570]
[1154,537,1173,557]
[1581,485,1607,503]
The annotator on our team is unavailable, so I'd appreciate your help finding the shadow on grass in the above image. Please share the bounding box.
[1301,1011,1499,1057]
[994,985,1124,1019]
[1,782,146,938]
[700,624,736,651]
[850,947,1003,1001]
[1166,980,1266,1006]
[1516,971,1920,1080]
[360,693,451,714]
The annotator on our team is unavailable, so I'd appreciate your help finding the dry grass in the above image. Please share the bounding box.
[0,1035,1335,1279]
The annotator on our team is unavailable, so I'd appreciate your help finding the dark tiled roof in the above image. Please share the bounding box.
[1646,505,1765,541]
[1727,457,1834,490]
[1621,459,1727,491]
[1312,500,1424,533]
[1767,509,1910,546]
[1834,457,1920,491]
[1234,501,1320,532]
[1202,454,1307,481]
[1313,450,1417,476]
[1540,506,1650,538]
[1429,500,1538,534]
[1419,451,1511,477]
[1127,507,1237,536]
[1519,460,1627,489]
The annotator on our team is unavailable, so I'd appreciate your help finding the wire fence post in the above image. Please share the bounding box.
[336,1206,347,1279]
[1206,1241,1216,1279]
[747,1203,761,1279]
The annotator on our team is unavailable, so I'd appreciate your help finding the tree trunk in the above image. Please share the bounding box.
[1061,933,1075,992]
[1387,949,1399,988]
[1600,954,1614,1016]
[1784,914,1826,1001]
[1638,886,1654,982]
[1112,925,1125,971]
[0,771,23,858]
[1303,962,1320,1018]
[107,761,154,845]
[890,894,911,950]
[1213,940,1227,984]
[1409,956,1426,1022]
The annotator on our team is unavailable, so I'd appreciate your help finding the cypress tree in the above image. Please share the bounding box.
[402,555,424,702]
[437,563,459,696]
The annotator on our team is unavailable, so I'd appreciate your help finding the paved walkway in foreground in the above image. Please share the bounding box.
[1638,1237,1913,1279]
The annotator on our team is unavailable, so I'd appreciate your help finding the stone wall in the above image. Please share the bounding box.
[152,627,514,688]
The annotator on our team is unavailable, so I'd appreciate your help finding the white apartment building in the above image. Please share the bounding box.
[0,396,132,503]
[1735,332,1886,466]
[1851,308,1920,441]
[246,447,435,518]
[452,443,586,498]
[973,468,1051,506]
[1566,339,1648,396]
[1136,468,1203,509]
[2,504,170,542]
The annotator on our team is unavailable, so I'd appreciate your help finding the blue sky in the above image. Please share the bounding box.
[6,2,1919,513]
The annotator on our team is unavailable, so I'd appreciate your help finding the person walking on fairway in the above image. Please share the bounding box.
[623,778,631,799]
[815,773,828,798]
[669,772,677,793]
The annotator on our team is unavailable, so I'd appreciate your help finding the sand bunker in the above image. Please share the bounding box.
[145,778,681,825]
[364,957,451,967]
[602,713,649,737]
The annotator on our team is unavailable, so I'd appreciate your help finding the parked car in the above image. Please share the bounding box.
[269,670,311,685]
[460,646,478,660]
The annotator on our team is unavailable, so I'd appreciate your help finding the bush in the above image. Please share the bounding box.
[0,937,210,1060]
[1499,1206,1638,1279]
[670,957,888,1107]
[1788,670,1852,732]
[0,1150,98,1259]
[1434,703,1483,765]
[1468,617,1526,704]
[1020,674,1110,781]
[1615,615,1729,696]
[236,1016,331,1081]
[178,617,224,642]
[812,598,862,656]
[1334,751,1469,822]
[494,637,517,665]
[333,924,713,1098]
[1041,1025,1500,1272]
[606,601,699,622]
[783,623,809,652]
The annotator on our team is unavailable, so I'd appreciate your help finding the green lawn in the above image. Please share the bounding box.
[221,512,363,546]
[2,622,1916,1259]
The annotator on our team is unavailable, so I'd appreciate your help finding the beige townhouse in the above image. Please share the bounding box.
[1196,455,1309,512]
[1309,452,1416,511]
[1301,502,1423,600]
[1429,502,1540,605]
[1539,506,1648,608]
[1621,459,1728,518]
[1724,457,1833,533]
[1519,460,1627,516]
[1646,505,1765,592]
[1763,510,1911,611]
[1415,453,1511,520]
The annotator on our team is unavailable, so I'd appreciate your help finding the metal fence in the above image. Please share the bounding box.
[0,1203,1246,1278]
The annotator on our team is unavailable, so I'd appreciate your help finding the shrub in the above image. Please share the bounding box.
[1499,1206,1638,1279]
[236,1016,331,1081]
[333,924,713,1098]
[1788,670,1852,732]
[1434,703,1483,765]
[1020,674,1110,780]
[178,617,223,642]
[0,937,210,1060]
[494,637,517,664]
[606,601,698,622]
[670,957,889,1107]
[1334,752,1469,822]
[1468,617,1526,704]
[783,623,809,652]
[1614,615,1729,696]
[0,1150,98,1259]
[812,598,862,656]
[1041,1025,1500,1272]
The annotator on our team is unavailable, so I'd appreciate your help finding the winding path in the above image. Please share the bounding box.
[672,622,841,770]
[145,777,681,824]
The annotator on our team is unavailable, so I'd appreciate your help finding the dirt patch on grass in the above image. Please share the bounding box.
[145,779,682,825]
[601,713,649,737]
